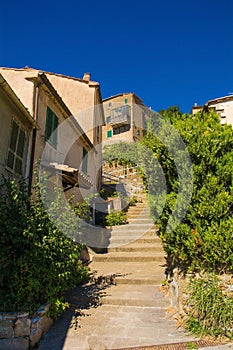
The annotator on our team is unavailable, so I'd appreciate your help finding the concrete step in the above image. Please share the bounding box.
[101,284,169,308]
[91,261,166,277]
[115,275,164,285]
[93,252,165,263]
[136,236,162,243]
[111,224,155,233]
[108,242,163,253]
[108,234,161,246]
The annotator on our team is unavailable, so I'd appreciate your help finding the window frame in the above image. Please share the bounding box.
[6,118,26,175]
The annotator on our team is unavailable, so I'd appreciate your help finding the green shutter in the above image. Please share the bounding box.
[107,130,112,138]
[82,148,88,174]
[45,107,58,148]
[124,98,128,104]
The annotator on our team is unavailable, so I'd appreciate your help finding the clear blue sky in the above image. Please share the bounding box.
[1,0,233,113]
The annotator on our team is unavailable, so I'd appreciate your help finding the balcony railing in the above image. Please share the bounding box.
[109,105,131,126]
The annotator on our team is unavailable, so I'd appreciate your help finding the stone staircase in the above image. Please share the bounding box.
[92,197,167,303]
[38,195,198,350]
[73,196,197,349]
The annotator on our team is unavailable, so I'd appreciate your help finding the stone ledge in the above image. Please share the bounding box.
[0,303,53,349]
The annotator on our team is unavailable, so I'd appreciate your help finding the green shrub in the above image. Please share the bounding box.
[142,108,233,273]
[0,176,88,317]
[185,275,233,339]
[104,211,127,226]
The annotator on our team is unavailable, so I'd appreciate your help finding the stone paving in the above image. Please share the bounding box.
[38,199,232,350]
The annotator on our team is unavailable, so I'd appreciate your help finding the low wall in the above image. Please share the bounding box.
[0,303,53,349]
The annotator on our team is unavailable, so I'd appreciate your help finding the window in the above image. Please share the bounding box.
[106,116,111,124]
[45,107,58,148]
[113,124,130,135]
[124,98,128,104]
[107,130,112,138]
[82,147,88,174]
[6,120,26,175]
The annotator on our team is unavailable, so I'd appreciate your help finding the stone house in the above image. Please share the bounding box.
[192,94,233,126]
[0,67,104,201]
[102,92,149,145]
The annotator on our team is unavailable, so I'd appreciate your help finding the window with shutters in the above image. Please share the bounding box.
[6,119,26,175]
[45,107,58,148]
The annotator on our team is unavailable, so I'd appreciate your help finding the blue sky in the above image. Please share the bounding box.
[1,0,233,113]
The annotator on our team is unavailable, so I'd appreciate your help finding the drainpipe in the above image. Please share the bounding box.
[28,81,42,195]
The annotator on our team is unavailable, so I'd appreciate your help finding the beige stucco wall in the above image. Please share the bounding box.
[0,68,38,116]
[0,85,33,179]
[46,74,103,145]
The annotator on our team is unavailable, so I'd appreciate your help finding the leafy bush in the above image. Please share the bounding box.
[185,275,233,339]
[104,211,127,226]
[103,141,141,169]
[0,176,88,316]
[142,108,233,273]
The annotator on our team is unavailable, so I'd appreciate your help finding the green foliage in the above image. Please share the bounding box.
[142,108,233,273]
[74,198,92,222]
[103,141,141,168]
[99,188,119,200]
[185,275,233,339]
[0,176,88,316]
[128,195,138,206]
[104,211,127,226]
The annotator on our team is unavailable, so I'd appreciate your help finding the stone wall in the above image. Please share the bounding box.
[0,303,53,350]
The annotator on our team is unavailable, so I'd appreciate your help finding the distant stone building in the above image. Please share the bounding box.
[192,94,233,126]
[102,92,149,145]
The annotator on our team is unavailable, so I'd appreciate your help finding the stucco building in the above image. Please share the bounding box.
[102,93,149,145]
[192,94,233,126]
[0,67,105,200]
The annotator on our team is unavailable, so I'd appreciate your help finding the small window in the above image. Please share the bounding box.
[124,98,128,104]
[6,120,26,175]
[45,107,58,148]
[106,116,111,124]
[82,147,88,174]
[107,130,112,138]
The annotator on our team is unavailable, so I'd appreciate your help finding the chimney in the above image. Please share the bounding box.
[83,73,91,82]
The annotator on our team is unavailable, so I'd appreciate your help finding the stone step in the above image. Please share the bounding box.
[109,232,160,240]
[115,275,164,285]
[108,234,161,246]
[101,284,169,308]
[136,236,162,243]
[91,261,166,277]
[110,225,155,233]
[93,252,165,263]
[127,208,150,213]
[127,218,154,224]
[108,243,163,253]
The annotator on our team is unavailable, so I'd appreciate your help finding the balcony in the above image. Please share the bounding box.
[109,105,131,126]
